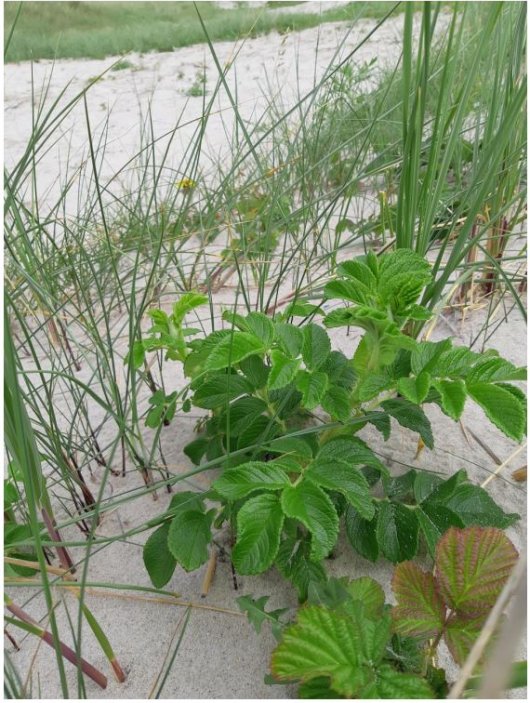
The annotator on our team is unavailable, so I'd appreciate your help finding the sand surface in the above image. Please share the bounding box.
[4,7,527,700]
[4,7,442,213]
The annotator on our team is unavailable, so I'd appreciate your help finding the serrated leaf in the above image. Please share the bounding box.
[281,482,339,561]
[267,437,314,460]
[167,509,213,572]
[413,471,443,504]
[317,437,387,472]
[466,357,527,383]
[206,332,266,372]
[244,312,275,348]
[275,534,327,601]
[417,503,464,557]
[271,606,367,696]
[321,386,351,422]
[345,577,385,619]
[295,370,329,409]
[239,354,269,388]
[367,411,391,439]
[143,523,177,588]
[345,505,379,562]
[172,292,208,324]
[376,502,419,563]
[411,339,452,375]
[432,379,467,420]
[268,350,301,391]
[183,437,208,465]
[338,259,378,290]
[306,460,374,520]
[129,340,146,369]
[434,346,481,378]
[212,461,290,501]
[236,594,287,635]
[467,382,525,441]
[397,371,430,404]
[444,483,519,528]
[298,677,342,699]
[381,397,434,449]
[321,351,356,389]
[357,373,393,401]
[222,396,268,435]
[236,414,280,451]
[302,324,331,370]
[324,279,372,306]
[274,322,304,358]
[193,374,253,409]
[233,493,284,574]
[385,469,416,499]
[419,468,468,505]
[392,561,445,638]
[372,664,434,698]
[444,613,486,666]
[435,526,518,616]
[168,491,205,515]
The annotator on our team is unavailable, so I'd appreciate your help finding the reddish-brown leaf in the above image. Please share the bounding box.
[435,526,518,616]
[391,561,446,639]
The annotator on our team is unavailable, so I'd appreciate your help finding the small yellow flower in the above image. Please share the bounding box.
[176,177,197,190]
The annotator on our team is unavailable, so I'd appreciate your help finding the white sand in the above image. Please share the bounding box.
[5,10,440,213]
[4,10,526,701]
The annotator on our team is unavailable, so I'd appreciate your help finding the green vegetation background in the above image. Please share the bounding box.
[4,1,424,62]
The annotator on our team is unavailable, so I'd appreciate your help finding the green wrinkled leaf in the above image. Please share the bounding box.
[444,483,519,528]
[295,370,329,409]
[268,350,301,391]
[413,471,443,504]
[275,533,327,602]
[143,523,177,588]
[222,396,268,435]
[193,374,253,409]
[302,324,331,370]
[466,357,527,384]
[275,322,304,358]
[206,332,266,372]
[167,509,213,572]
[172,292,208,324]
[321,385,351,422]
[417,503,464,557]
[298,677,342,699]
[306,460,374,520]
[239,354,270,388]
[345,505,379,562]
[281,482,339,561]
[376,502,419,563]
[345,577,385,619]
[397,371,430,404]
[371,664,434,698]
[317,437,385,467]
[233,493,284,574]
[432,379,467,420]
[411,339,452,375]
[212,461,290,501]
[243,312,275,348]
[183,436,208,465]
[381,398,434,449]
[467,382,526,441]
[271,606,367,696]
